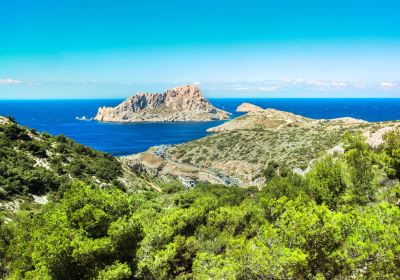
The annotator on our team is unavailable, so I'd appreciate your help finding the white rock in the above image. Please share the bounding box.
[236,102,263,113]
[32,195,48,205]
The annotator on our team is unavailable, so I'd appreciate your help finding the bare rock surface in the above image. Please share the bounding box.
[364,126,396,148]
[315,117,368,125]
[32,195,48,205]
[236,102,263,113]
[122,147,241,187]
[95,84,230,122]
[0,116,11,125]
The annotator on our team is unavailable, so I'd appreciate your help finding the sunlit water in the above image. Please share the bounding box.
[1,98,400,156]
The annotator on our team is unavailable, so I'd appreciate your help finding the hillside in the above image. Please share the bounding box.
[127,108,400,186]
[95,84,230,122]
[2,124,400,279]
[0,116,159,218]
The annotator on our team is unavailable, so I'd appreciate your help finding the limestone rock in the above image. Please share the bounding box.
[0,116,11,125]
[95,84,230,122]
[236,102,263,112]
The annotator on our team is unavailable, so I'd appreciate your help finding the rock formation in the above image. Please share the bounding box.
[0,116,10,125]
[236,102,263,112]
[94,84,230,122]
[207,108,313,132]
[207,108,368,133]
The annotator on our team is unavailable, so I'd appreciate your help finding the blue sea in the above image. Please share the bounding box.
[1,98,400,156]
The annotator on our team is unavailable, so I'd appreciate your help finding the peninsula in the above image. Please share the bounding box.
[124,105,396,187]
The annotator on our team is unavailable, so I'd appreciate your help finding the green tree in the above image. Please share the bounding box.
[342,132,375,204]
[305,155,348,209]
[382,128,400,179]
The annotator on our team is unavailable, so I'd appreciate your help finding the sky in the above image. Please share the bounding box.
[1,0,400,99]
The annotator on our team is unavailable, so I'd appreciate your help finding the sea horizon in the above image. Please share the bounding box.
[2,97,400,101]
[2,1,400,277]
[2,98,400,156]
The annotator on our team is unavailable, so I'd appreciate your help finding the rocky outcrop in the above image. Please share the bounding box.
[207,108,370,133]
[122,150,241,187]
[315,117,367,125]
[0,116,11,125]
[364,127,395,148]
[236,102,263,112]
[95,85,230,122]
[207,108,313,132]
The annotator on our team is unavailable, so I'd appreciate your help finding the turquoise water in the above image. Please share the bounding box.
[1,98,400,156]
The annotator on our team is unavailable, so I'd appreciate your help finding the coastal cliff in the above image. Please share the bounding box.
[95,84,230,122]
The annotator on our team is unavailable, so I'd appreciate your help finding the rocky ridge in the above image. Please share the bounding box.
[95,84,230,122]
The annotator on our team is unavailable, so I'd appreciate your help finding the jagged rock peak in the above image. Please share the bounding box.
[94,84,230,122]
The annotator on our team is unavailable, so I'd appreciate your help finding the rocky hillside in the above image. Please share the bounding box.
[95,84,230,122]
[3,118,400,280]
[126,107,400,187]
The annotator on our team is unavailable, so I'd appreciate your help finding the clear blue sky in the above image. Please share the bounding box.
[1,0,400,98]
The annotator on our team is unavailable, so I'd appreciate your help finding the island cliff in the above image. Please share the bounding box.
[94,84,230,122]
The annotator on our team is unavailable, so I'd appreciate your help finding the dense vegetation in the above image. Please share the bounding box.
[0,117,122,201]
[1,124,400,279]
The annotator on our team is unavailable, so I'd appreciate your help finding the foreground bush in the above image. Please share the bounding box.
[1,129,400,279]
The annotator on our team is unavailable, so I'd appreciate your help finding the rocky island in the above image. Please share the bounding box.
[236,102,263,112]
[94,84,230,122]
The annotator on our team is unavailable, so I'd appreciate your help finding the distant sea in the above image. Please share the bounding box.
[1,98,400,156]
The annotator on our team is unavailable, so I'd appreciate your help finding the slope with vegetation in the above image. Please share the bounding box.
[0,116,158,220]
[132,108,398,186]
[1,129,400,279]
[0,116,120,195]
